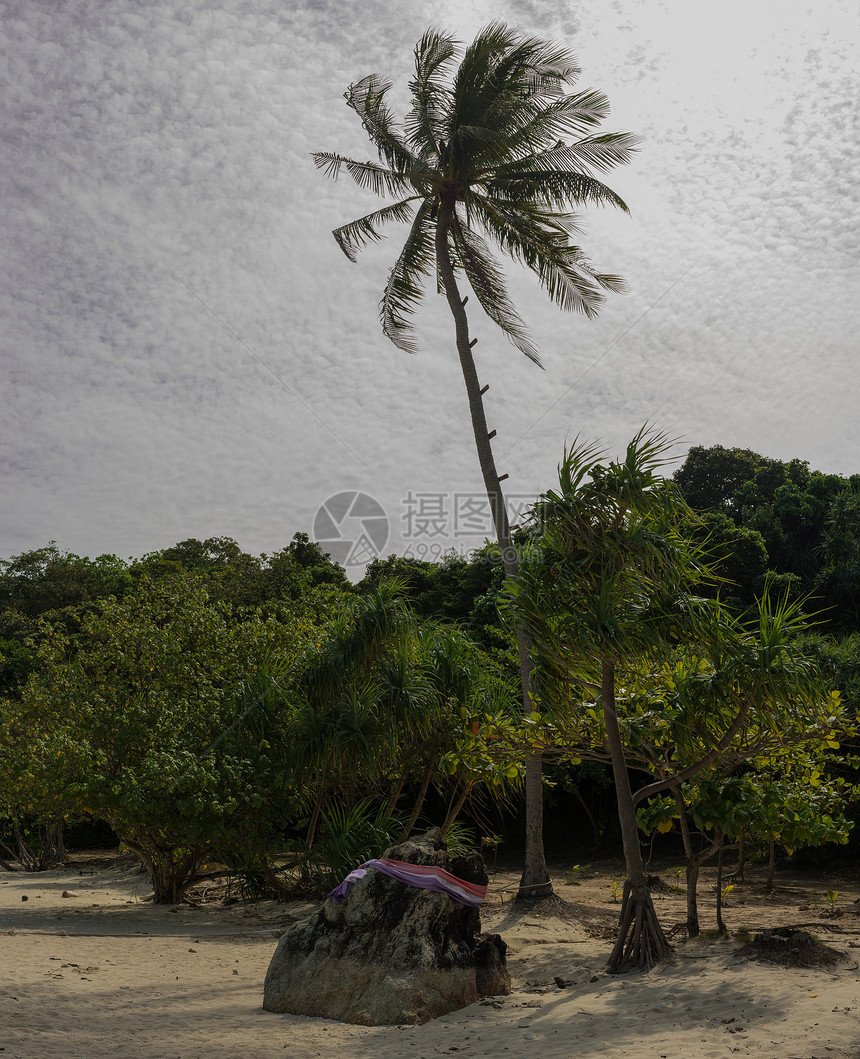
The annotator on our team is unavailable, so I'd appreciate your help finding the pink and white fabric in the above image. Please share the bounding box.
[327,857,487,907]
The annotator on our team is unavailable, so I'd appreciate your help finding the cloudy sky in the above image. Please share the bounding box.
[2,0,858,570]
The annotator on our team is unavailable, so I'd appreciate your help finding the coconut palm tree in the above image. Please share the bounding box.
[314,22,637,896]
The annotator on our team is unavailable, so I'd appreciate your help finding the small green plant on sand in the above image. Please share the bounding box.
[825,890,840,915]
[610,878,623,903]
[734,927,753,943]
[565,864,595,885]
[719,882,736,905]
[565,864,583,885]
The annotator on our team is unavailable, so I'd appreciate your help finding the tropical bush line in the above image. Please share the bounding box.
[0,442,858,943]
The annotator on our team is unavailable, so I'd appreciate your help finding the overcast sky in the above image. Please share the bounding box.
[2,0,858,570]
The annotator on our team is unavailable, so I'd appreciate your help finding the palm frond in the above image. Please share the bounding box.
[448,23,528,143]
[454,23,580,114]
[407,29,459,160]
[332,198,421,262]
[449,85,625,179]
[449,214,542,365]
[528,89,615,132]
[590,271,628,295]
[472,193,611,317]
[450,58,603,167]
[561,133,642,173]
[379,204,436,353]
[497,132,642,178]
[312,153,417,198]
[345,75,420,175]
[490,168,630,213]
[507,34,581,93]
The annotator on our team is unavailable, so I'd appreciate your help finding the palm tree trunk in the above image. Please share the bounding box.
[435,199,551,898]
[602,658,670,972]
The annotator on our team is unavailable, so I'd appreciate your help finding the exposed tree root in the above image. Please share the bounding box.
[512,891,580,920]
[607,881,672,974]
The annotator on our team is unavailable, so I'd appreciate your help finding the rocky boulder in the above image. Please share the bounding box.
[262,829,509,1025]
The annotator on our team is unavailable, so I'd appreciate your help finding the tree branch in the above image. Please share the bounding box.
[631,695,752,808]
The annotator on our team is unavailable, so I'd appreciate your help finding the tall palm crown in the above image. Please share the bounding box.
[313,22,638,361]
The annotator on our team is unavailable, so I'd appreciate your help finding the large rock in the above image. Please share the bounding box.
[262,829,509,1025]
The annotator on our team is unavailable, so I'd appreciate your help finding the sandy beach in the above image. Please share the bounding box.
[2,852,859,1058]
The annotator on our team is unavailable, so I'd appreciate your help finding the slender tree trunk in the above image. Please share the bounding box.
[13,820,37,872]
[401,756,435,840]
[259,852,291,901]
[602,659,670,972]
[673,787,700,937]
[442,782,471,834]
[305,776,328,851]
[123,840,201,905]
[686,860,701,937]
[715,835,727,935]
[435,200,551,898]
[766,840,776,890]
[383,776,406,821]
[733,833,746,883]
[40,816,65,869]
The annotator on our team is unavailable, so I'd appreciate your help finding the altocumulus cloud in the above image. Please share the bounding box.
[1,0,858,564]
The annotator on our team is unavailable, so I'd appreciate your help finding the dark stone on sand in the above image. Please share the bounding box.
[262,828,509,1025]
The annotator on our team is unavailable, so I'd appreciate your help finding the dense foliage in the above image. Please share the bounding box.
[1,442,858,937]
[674,445,860,628]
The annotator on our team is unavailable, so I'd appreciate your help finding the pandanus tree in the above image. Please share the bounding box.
[510,431,846,970]
[509,430,720,969]
[314,22,637,895]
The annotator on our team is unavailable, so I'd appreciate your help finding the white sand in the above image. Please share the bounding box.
[2,855,859,1058]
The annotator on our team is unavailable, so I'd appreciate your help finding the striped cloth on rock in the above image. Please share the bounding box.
[327,857,487,907]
